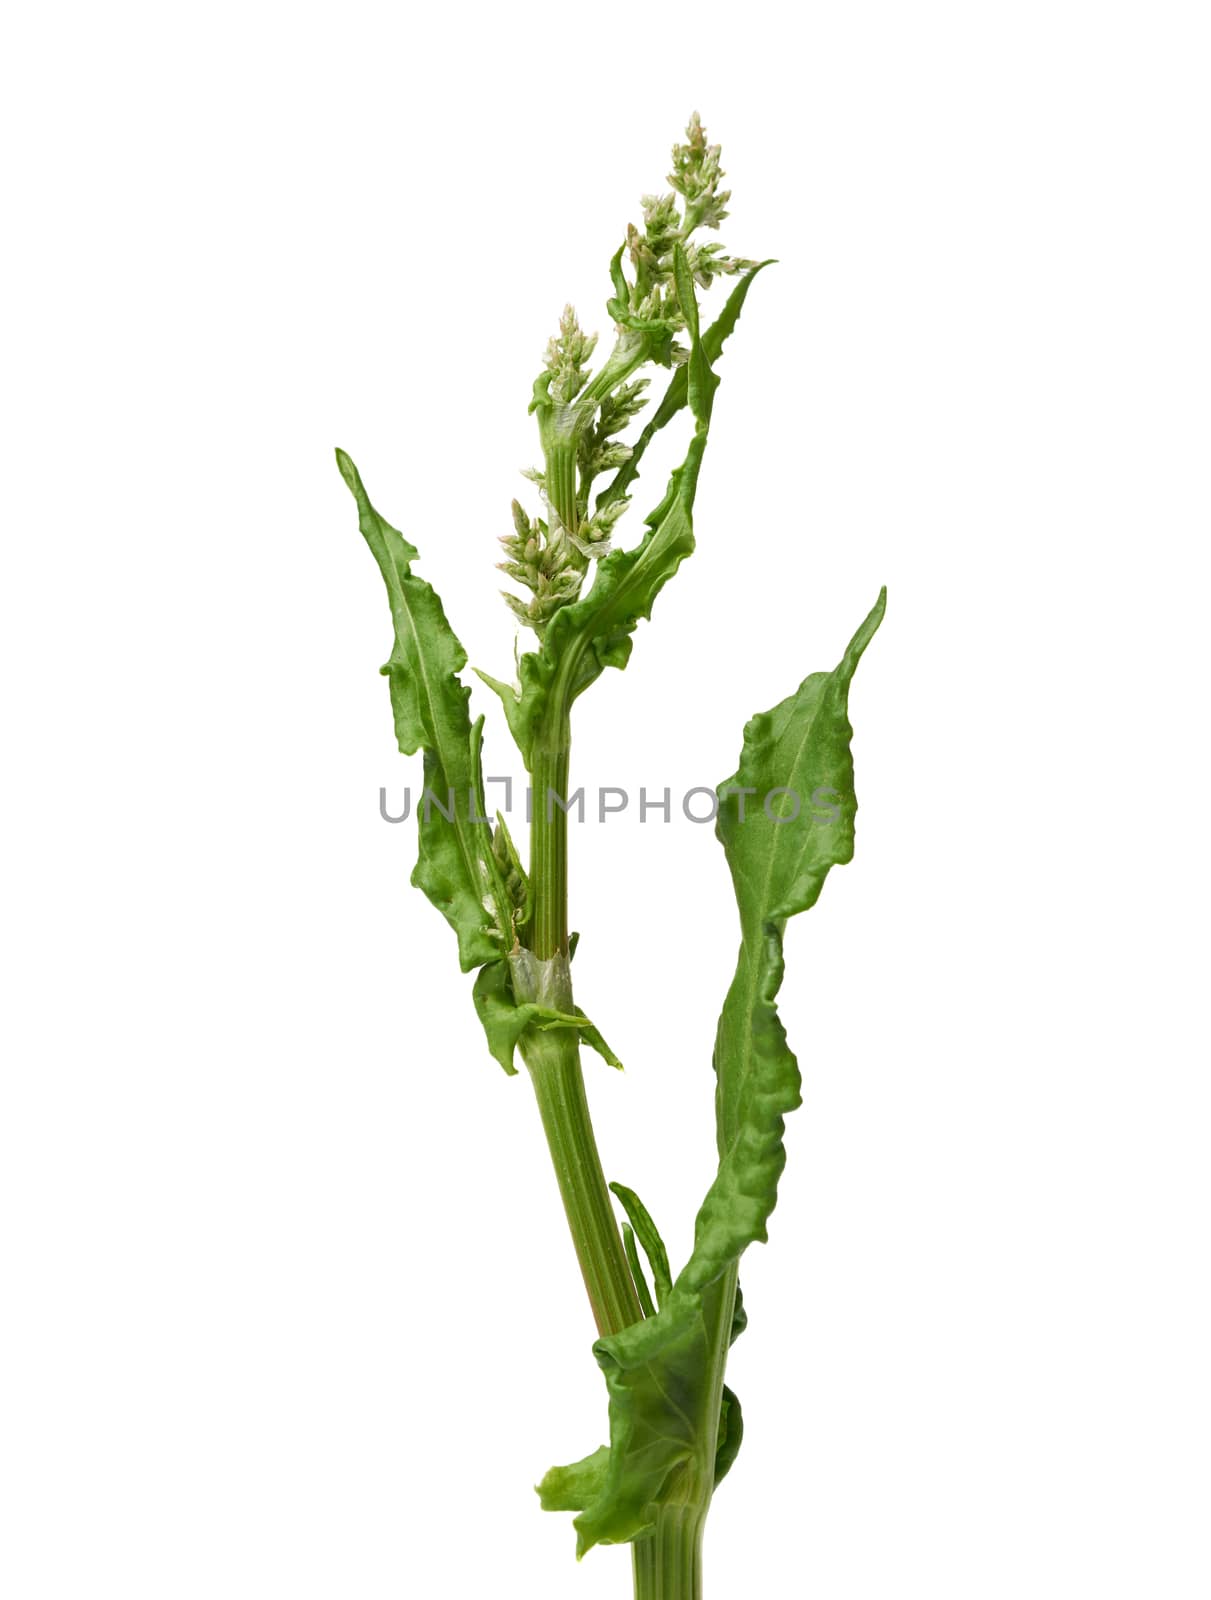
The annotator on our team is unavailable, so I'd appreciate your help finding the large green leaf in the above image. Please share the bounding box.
[539,589,885,1554]
[336,449,510,973]
[688,585,887,1280]
[480,246,724,769]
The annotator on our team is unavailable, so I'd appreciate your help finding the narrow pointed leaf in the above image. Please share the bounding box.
[621,1225,657,1320]
[609,1182,672,1307]
[571,1009,623,1070]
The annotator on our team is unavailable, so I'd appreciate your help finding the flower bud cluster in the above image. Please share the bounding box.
[497,499,585,629]
[499,114,751,635]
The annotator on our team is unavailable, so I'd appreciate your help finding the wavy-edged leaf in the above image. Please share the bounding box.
[482,246,721,769]
[539,1305,715,1555]
[541,590,885,1554]
[706,585,887,1174]
[337,449,510,972]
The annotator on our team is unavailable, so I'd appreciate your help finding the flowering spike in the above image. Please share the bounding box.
[502,116,759,635]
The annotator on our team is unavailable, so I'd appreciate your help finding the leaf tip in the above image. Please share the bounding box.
[573,1528,595,1561]
[839,585,888,675]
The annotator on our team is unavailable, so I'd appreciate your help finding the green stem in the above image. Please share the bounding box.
[540,332,651,535]
[526,1025,643,1336]
[631,1507,706,1600]
[530,735,571,959]
[546,440,580,536]
[523,717,641,1339]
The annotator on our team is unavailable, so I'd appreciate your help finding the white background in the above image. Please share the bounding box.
[2,3,1208,1596]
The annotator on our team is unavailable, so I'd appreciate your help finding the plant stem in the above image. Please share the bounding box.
[525,1025,642,1336]
[530,731,571,959]
[545,441,580,539]
[524,719,641,1339]
[631,1507,706,1600]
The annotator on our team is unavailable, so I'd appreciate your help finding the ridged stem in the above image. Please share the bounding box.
[530,736,571,959]
[524,721,641,1339]
[545,439,580,539]
[525,1025,643,1336]
[631,1507,706,1600]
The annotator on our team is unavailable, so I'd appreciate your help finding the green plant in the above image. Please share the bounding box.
[336,114,884,1599]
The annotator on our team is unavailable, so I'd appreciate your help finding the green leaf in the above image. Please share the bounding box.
[706,586,887,1171]
[572,1008,624,1071]
[484,246,719,770]
[538,1307,713,1554]
[596,261,772,513]
[621,1225,656,1320]
[336,449,509,972]
[471,666,535,759]
[606,241,629,321]
[714,1385,744,1486]
[490,807,530,931]
[729,1281,747,1346]
[609,1183,672,1308]
[541,590,885,1554]
[470,960,526,1076]
[537,1446,610,1514]
[471,958,623,1076]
